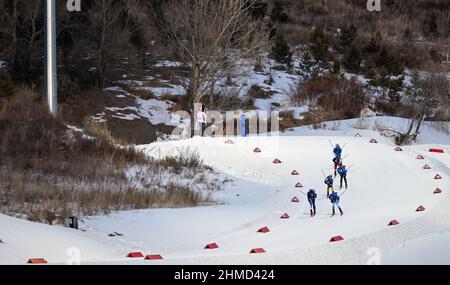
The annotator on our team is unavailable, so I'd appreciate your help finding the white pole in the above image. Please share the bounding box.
[45,0,57,117]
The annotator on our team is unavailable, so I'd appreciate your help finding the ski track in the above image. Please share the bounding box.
[121,136,449,265]
[1,130,449,265]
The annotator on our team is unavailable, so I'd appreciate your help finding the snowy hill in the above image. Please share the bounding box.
[0,117,449,265]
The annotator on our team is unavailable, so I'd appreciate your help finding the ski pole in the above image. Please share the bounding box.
[340,189,348,197]
[321,169,326,178]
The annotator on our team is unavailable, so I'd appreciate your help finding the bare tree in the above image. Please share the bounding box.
[383,71,450,145]
[127,0,153,68]
[0,0,19,63]
[162,0,271,110]
[0,0,43,79]
[88,0,129,89]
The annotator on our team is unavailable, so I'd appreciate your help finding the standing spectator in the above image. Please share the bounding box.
[240,113,247,137]
[197,106,207,136]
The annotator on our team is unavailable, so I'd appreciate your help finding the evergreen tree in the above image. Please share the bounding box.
[299,50,316,78]
[271,33,292,65]
[339,24,357,50]
[387,75,405,104]
[343,45,362,73]
[364,35,380,54]
[310,28,329,62]
[370,69,405,104]
[423,12,439,39]
[375,47,403,75]
[271,1,289,23]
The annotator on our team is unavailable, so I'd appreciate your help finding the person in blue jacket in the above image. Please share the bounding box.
[333,144,343,176]
[333,144,342,160]
[329,192,344,217]
[324,175,334,198]
[337,165,348,189]
[307,189,317,217]
[240,113,247,137]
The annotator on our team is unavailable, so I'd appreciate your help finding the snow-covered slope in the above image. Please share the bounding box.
[0,117,449,265]
[0,213,131,265]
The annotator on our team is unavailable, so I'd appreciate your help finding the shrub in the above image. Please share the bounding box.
[247,85,273,99]
[0,71,15,98]
[271,33,292,65]
[291,74,367,121]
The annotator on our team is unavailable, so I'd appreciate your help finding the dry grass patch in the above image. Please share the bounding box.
[0,88,223,224]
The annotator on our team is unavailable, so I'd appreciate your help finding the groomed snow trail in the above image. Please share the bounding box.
[0,131,449,265]
[125,135,448,265]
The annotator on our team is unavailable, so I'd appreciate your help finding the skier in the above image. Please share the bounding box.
[332,144,343,177]
[196,106,207,136]
[333,144,342,160]
[324,175,334,198]
[307,189,317,217]
[337,165,348,189]
[333,157,342,177]
[240,113,247,137]
[329,192,344,217]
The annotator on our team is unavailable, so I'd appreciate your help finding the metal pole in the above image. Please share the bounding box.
[45,0,57,117]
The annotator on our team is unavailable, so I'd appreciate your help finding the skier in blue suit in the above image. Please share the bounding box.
[333,144,342,160]
[337,165,348,189]
[333,144,343,177]
[240,113,247,137]
[307,189,317,217]
[329,192,344,217]
[324,175,334,198]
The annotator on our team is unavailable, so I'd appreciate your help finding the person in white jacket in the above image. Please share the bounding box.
[196,106,207,136]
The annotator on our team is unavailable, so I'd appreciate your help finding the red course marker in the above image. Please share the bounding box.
[205,243,219,250]
[273,159,282,164]
[225,139,235,144]
[253,148,262,153]
[423,164,431,170]
[281,213,290,219]
[435,174,442,180]
[145,255,164,260]
[369,139,378,144]
[258,227,270,233]
[250,248,266,254]
[291,197,300,203]
[354,133,362,137]
[295,183,303,188]
[291,170,300,176]
[329,236,344,242]
[394,147,403,152]
[27,258,48,264]
[429,149,445,154]
[434,188,443,194]
[416,206,426,212]
[127,252,145,258]
[416,155,424,160]
[388,220,400,226]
